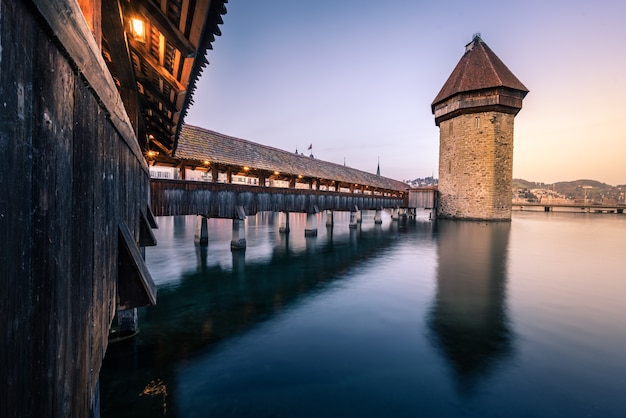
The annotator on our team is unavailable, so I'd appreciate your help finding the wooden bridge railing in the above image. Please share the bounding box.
[150,179,409,217]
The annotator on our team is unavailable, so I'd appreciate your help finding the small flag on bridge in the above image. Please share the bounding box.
[307,143,312,150]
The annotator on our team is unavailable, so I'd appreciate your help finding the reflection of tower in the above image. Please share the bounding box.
[429,220,513,394]
[432,34,528,220]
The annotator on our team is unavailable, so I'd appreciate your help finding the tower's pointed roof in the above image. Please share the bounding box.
[432,35,529,109]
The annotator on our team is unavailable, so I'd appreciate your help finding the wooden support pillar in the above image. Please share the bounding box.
[226,167,233,184]
[179,162,186,180]
[325,210,334,227]
[399,209,408,229]
[279,211,290,234]
[305,213,318,237]
[211,163,219,183]
[259,171,267,187]
[374,209,383,224]
[194,215,208,246]
[231,219,246,250]
[356,210,362,224]
[349,209,358,229]
[289,176,296,188]
[117,308,138,337]
[391,208,399,221]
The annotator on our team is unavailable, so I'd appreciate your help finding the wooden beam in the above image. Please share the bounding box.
[30,0,148,172]
[136,78,179,113]
[101,0,142,139]
[133,0,196,57]
[118,223,156,310]
[130,44,186,91]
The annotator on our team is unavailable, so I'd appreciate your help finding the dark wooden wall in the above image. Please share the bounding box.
[0,1,150,416]
[151,179,408,218]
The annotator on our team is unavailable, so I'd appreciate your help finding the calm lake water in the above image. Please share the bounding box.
[100,211,626,417]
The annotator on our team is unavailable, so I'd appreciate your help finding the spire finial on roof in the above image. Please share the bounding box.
[465,33,482,52]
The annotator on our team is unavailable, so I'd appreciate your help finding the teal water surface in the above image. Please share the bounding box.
[100,211,626,417]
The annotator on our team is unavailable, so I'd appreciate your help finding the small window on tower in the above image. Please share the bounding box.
[475,116,481,129]
[449,121,453,135]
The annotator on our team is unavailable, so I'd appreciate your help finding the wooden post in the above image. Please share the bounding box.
[279,211,290,234]
[374,209,383,224]
[259,171,266,187]
[194,215,208,245]
[211,163,219,183]
[325,210,334,227]
[305,213,318,237]
[349,210,358,229]
[231,219,246,250]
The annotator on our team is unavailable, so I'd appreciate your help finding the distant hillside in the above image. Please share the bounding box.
[513,179,624,203]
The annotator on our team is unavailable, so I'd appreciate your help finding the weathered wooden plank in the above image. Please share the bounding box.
[31,28,76,416]
[0,2,36,416]
[150,180,408,217]
[30,0,148,171]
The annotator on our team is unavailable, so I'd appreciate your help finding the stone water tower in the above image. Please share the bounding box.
[432,34,528,220]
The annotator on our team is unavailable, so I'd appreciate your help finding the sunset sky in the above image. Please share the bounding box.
[186,0,626,186]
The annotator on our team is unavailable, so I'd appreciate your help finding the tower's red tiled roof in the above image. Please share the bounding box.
[432,35,529,108]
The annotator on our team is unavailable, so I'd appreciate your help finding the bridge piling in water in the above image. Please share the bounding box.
[374,209,383,224]
[326,210,334,227]
[305,213,318,237]
[195,215,209,246]
[231,219,247,250]
[279,211,291,234]
[349,210,359,229]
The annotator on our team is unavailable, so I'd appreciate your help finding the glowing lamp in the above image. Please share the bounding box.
[130,18,146,42]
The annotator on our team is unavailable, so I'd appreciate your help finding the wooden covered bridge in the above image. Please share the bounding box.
[148,124,437,245]
[150,125,414,216]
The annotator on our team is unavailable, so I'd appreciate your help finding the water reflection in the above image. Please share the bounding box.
[101,215,408,417]
[429,220,514,394]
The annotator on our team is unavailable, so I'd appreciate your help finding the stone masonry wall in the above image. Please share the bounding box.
[438,111,515,220]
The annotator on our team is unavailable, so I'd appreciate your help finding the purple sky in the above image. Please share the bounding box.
[186,0,626,185]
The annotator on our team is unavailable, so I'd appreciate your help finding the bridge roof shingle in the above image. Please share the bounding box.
[176,125,408,192]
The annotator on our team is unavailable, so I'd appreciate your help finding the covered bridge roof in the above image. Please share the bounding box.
[175,125,409,192]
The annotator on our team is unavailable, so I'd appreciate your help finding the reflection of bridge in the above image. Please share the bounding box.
[101,218,429,415]
[513,202,625,214]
